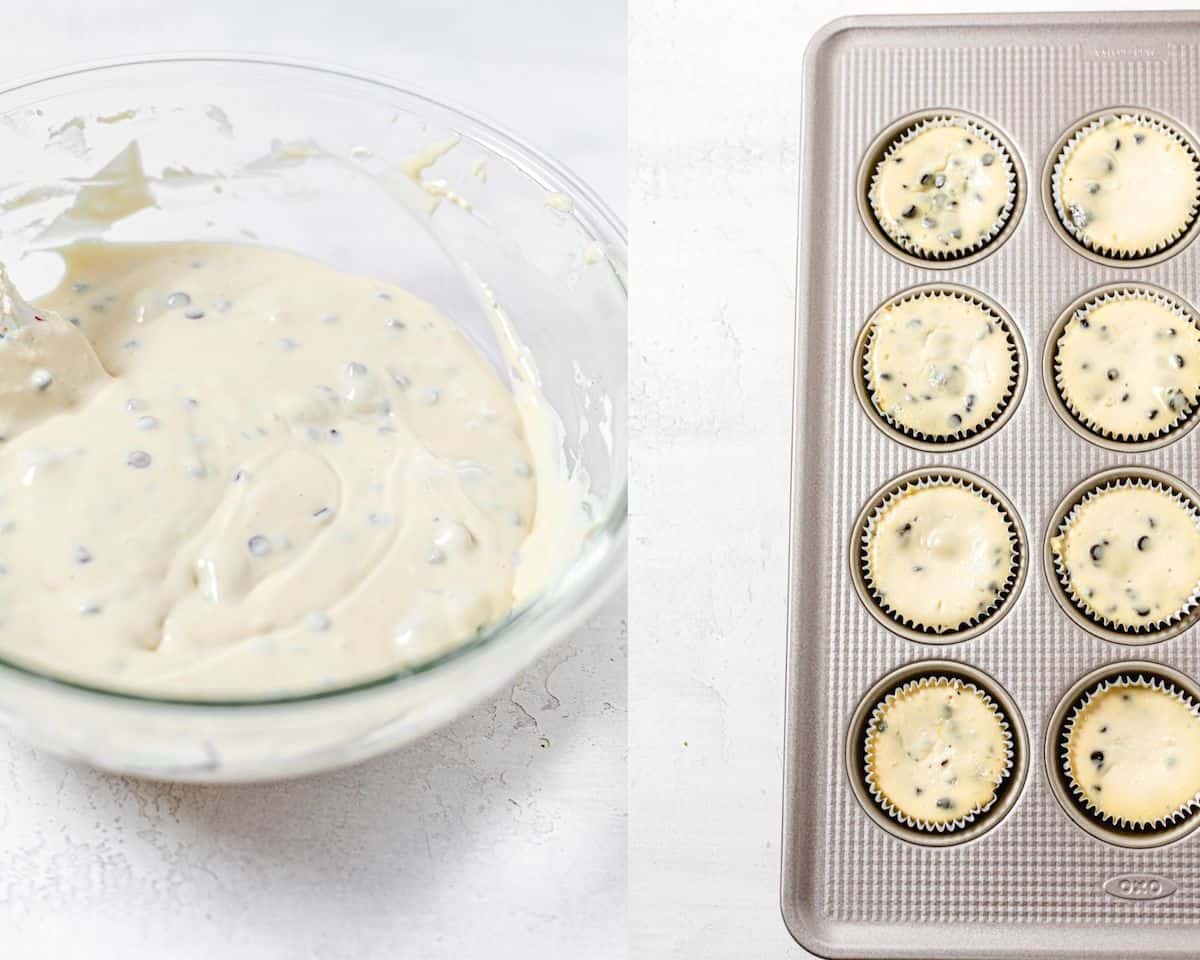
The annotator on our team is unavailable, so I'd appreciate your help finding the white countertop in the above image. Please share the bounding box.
[0,3,625,959]
[628,1,1199,958]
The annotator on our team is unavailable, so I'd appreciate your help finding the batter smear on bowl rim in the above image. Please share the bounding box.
[0,240,583,696]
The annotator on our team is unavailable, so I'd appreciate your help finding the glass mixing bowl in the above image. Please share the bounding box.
[0,56,626,781]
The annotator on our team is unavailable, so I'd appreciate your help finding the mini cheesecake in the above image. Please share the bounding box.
[1065,680,1200,826]
[867,677,1011,827]
[871,120,1013,259]
[866,292,1015,440]
[1050,483,1200,629]
[866,482,1014,632]
[1056,115,1200,257]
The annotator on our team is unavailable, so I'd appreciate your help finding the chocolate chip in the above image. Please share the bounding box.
[1090,542,1105,563]
[1138,535,1150,551]
[980,153,995,166]
[898,522,913,537]
[1113,137,1122,151]
[964,394,976,412]
[1135,133,1146,144]
[1120,393,1130,403]
[935,797,953,810]
[879,372,893,381]
[1091,750,1104,765]
[1148,409,1159,420]
[1173,354,1185,368]
[920,173,934,186]
[1106,368,1119,381]
[1079,317,1090,329]
[948,413,962,427]
[1135,607,1152,617]
[1087,182,1100,194]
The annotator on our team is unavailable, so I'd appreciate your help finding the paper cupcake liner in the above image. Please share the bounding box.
[860,473,1021,635]
[1059,672,1200,831]
[1052,287,1200,443]
[863,674,1015,833]
[1050,476,1200,634]
[868,114,1018,261]
[1051,112,1200,259]
[862,289,1021,444]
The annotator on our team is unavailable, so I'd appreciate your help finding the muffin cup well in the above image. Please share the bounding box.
[851,467,1027,644]
[855,283,1026,452]
[847,660,1028,848]
[1044,107,1200,268]
[858,108,1025,269]
[1043,283,1200,452]
[1046,661,1200,849]
[1044,468,1200,644]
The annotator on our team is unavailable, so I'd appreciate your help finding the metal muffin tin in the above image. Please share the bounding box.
[1041,282,1200,452]
[785,12,1200,959]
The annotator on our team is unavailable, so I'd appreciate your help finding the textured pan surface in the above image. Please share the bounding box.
[784,12,1200,959]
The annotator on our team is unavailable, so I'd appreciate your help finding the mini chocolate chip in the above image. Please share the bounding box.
[1135,607,1152,617]
[1138,535,1150,551]
[1100,726,1107,733]
[920,173,933,186]
[879,372,893,381]
[1106,368,1118,381]
[899,522,913,536]
[1090,543,1105,563]
[1079,317,1090,329]
[1148,409,1159,420]
[964,394,976,412]
[935,797,953,810]
[1120,393,1130,403]
[1173,354,1185,368]
[1091,750,1104,765]
[901,205,917,219]
[980,153,995,166]
[1135,132,1146,144]
[948,413,962,427]
[1087,182,1100,194]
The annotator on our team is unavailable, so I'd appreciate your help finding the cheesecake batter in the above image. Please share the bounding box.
[1050,484,1200,628]
[1066,681,1200,825]
[867,678,1009,826]
[866,293,1014,438]
[871,122,1012,257]
[1056,293,1200,439]
[0,241,554,696]
[1057,116,1200,255]
[867,483,1014,631]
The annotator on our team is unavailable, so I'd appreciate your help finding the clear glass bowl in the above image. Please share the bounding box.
[0,56,626,781]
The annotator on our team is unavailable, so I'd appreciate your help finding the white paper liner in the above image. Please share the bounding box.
[1052,287,1200,442]
[1050,112,1200,259]
[1059,672,1200,831]
[868,114,1018,261]
[1050,476,1200,634]
[862,289,1020,443]
[860,474,1020,634]
[863,674,1015,833]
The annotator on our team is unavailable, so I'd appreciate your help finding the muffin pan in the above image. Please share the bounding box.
[785,12,1200,959]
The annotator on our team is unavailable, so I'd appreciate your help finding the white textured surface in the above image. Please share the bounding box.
[629,1,1200,958]
[0,2,625,958]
